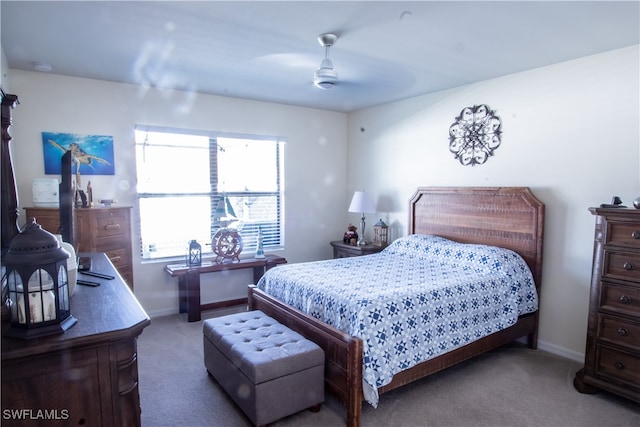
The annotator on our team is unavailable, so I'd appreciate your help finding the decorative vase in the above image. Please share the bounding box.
[56,235,77,296]
[634,195,640,209]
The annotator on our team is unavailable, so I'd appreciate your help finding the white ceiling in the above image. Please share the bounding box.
[2,1,639,112]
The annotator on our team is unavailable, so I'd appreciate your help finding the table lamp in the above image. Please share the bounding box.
[348,191,376,246]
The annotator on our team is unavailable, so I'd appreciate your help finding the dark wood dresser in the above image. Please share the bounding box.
[23,206,134,288]
[1,252,150,426]
[574,207,640,402]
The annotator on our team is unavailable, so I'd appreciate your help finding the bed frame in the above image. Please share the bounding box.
[248,187,544,427]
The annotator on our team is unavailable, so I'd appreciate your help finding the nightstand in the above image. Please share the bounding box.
[330,240,385,258]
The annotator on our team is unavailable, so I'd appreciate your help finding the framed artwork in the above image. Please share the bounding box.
[448,104,502,166]
[42,132,115,175]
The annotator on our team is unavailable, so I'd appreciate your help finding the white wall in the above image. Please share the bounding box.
[347,45,640,360]
[7,70,348,317]
[1,46,8,90]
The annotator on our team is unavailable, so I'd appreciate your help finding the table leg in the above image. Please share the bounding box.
[253,257,285,283]
[185,270,201,322]
[178,276,187,314]
[252,265,266,284]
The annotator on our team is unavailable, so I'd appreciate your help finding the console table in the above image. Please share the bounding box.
[1,252,150,426]
[165,255,287,322]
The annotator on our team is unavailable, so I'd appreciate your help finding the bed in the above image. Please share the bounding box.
[248,187,544,427]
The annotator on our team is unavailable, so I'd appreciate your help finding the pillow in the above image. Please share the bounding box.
[383,234,529,275]
[382,234,452,258]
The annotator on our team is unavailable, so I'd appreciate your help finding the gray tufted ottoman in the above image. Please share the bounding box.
[203,310,324,426]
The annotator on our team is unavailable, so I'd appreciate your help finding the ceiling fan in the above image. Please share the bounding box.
[313,33,338,90]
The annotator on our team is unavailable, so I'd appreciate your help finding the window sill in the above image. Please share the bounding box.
[141,247,284,265]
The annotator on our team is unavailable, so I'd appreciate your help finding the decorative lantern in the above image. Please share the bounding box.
[2,219,77,340]
[187,240,202,266]
[373,218,389,247]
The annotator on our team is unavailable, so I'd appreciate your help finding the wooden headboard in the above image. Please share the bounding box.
[409,187,545,291]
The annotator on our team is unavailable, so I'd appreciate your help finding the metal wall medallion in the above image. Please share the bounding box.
[448,104,502,166]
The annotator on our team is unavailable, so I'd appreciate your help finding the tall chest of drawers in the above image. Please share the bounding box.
[574,207,640,402]
[23,206,134,289]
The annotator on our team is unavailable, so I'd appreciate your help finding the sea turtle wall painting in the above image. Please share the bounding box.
[42,132,115,175]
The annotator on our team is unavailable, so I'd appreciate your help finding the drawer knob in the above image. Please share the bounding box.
[619,295,632,304]
[623,262,634,271]
[617,327,629,336]
[615,362,625,370]
[105,224,121,231]
[633,230,640,239]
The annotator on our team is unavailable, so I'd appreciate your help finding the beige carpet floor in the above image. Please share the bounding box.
[138,307,640,427]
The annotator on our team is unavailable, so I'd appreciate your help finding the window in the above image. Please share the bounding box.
[134,125,284,260]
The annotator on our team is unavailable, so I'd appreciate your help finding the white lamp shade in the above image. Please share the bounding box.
[348,191,376,213]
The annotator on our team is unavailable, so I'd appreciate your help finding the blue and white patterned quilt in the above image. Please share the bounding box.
[256,234,538,407]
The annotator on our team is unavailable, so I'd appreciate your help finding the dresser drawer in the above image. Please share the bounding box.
[93,213,129,239]
[104,248,130,269]
[23,207,61,235]
[603,250,640,282]
[598,315,640,351]
[595,345,640,386]
[607,221,640,249]
[601,281,640,316]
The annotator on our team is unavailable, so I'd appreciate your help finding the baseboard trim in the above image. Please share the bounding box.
[146,307,178,318]
[537,339,584,363]
[146,300,249,320]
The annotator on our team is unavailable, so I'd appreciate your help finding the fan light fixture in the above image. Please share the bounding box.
[314,33,338,90]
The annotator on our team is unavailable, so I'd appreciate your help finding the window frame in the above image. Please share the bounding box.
[134,124,285,261]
